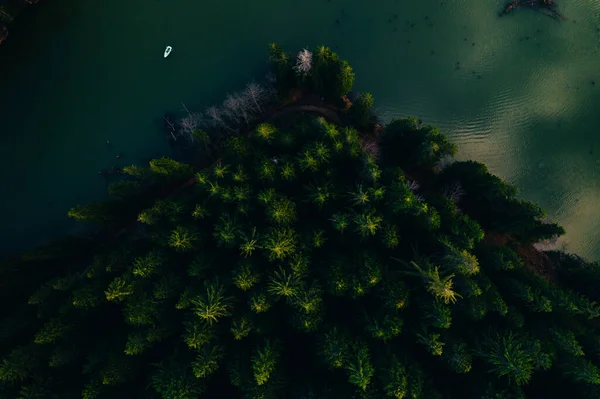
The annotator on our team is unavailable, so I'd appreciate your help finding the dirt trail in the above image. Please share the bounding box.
[483,232,557,282]
[266,105,343,125]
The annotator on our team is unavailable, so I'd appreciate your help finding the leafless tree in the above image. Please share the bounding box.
[179,103,203,143]
[205,105,237,132]
[406,180,420,193]
[360,136,380,159]
[293,48,313,77]
[443,182,465,204]
[222,94,243,125]
[244,82,267,113]
[414,194,425,202]
[234,93,253,126]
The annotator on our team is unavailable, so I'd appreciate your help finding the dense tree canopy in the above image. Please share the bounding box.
[1,44,599,399]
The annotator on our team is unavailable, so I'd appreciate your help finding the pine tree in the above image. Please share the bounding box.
[349,92,375,130]
[268,267,302,299]
[67,202,118,224]
[262,228,297,261]
[330,212,351,234]
[132,250,163,279]
[267,197,297,225]
[151,362,204,399]
[233,261,261,291]
[416,330,445,356]
[255,123,278,142]
[479,332,535,386]
[252,339,278,386]
[394,259,461,304]
[149,157,193,179]
[231,317,253,340]
[123,293,158,326]
[249,290,272,314]
[192,345,224,378]
[213,216,239,247]
[105,276,135,303]
[442,342,472,374]
[33,320,69,344]
[563,357,600,385]
[344,342,375,391]
[353,211,383,237]
[191,280,232,325]
[124,331,151,355]
[168,226,198,252]
[0,347,34,384]
[183,319,214,350]
[381,356,408,399]
[424,300,452,329]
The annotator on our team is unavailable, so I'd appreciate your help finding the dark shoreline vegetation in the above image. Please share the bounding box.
[0,0,38,44]
[3,43,600,399]
[500,0,566,20]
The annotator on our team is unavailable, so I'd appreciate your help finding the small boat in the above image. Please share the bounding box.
[164,46,173,58]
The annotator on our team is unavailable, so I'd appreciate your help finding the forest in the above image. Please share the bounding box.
[0,0,38,44]
[2,44,600,399]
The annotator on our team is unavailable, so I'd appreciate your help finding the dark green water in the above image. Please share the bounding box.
[1,0,599,259]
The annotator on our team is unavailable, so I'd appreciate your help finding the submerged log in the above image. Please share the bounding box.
[162,114,177,141]
[98,168,123,176]
[502,0,567,20]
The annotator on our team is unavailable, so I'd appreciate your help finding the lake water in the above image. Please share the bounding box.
[1,0,599,259]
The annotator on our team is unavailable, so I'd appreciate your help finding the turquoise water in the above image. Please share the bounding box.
[0,0,599,258]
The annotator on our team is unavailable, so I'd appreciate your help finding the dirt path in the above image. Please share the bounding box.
[266,105,343,125]
[483,232,557,282]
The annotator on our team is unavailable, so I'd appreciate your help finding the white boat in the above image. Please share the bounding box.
[164,46,173,58]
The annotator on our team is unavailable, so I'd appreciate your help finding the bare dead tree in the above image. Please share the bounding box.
[179,104,203,143]
[443,182,465,204]
[235,92,255,126]
[205,105,237,132]
[293,48,313,77]
[244,82,267,113]
[223,94,243,125]
[406,180,420,193]
[171,75,277,144]
[360,136,380,159]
